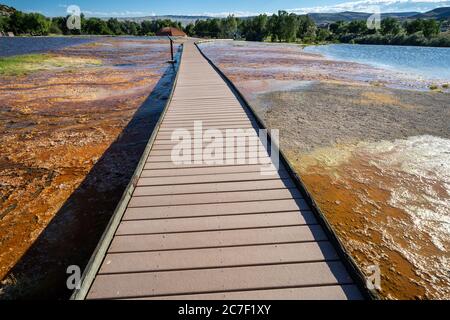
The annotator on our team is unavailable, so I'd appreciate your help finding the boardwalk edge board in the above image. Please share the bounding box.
[194,40,378,300]
[70,43,184,300]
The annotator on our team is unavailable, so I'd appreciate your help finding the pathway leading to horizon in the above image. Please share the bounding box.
[79,41,363,300]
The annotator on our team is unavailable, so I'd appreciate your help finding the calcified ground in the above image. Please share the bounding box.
[0,38,178,299]
[200,41,450,299]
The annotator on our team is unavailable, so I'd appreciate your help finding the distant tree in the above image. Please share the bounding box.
[252,14,269,41]
[51,17,67,34]
[380,17,401,35]
[404,19,424,35]
[0,15,10,32]
[8,10,25,34]
[347,20,369,35]
[84,18,112,35]
[65,13,85,35]
[220,15,238,38]
[239,14,269,41]
[208,19,221,38]
[120,20,140,35]
[193,18,221,38]
[268,13,279,41]
[329,20,348,37]
[184,23,195,36]
[316,28,331,42]
[281,11,299,41]
[140,20,155,35]
[422,19,441,38]
[298,15,316,41]
[268,11,299,42]
[192,19,206,37]
[21,13,51,35]
[49,19,62,34]
[107,18,123,35]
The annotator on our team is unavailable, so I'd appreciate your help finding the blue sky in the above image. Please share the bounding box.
[3,0,450,17]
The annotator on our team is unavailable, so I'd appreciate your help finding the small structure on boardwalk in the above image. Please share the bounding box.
[7,32,14,37]
[156,27,186,37]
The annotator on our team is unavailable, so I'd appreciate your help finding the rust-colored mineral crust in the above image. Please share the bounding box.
[0,38,176,298]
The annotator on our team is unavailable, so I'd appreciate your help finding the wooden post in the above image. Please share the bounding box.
[168,36,175,63]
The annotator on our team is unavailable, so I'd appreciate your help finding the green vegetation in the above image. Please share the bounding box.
[185,11,449,47]
[1,11,51,35]
[429,84,439,90]
[329,17,450,46]
[186,12,319,43]
[0,54,48,75]
[0,54,101,76]
[0,14,9,32]
[0,9,182,36]
[1,6,449,47]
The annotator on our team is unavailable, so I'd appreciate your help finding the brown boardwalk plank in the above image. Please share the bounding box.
[136,172,288,186]
[99,242,339,274]
[117,211,316,235]
[133,179,296,196]
[128,189,302,207]
[109,225,325,253]
[132,285,363,300]
[123,199,311,220]
[140,164,273,176]
[88,261,353,299]
[85,41,362,300]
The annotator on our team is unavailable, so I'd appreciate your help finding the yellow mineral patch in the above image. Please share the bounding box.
[287,143,357,175]
[361,91,415,109]
[0,54,102,76]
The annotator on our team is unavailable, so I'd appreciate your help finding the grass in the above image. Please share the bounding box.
[0,54,48,76]
[442,83,449,89]
[0,54,102,76]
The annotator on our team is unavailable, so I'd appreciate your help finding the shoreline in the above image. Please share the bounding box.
[202,40,450,92]
[303,43,450,83]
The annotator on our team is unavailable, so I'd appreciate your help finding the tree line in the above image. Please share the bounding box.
[1,8,449,47]
[186,11,449,47]
[327,17,449,46]
[0,10,182,36]
[185,12,322,42]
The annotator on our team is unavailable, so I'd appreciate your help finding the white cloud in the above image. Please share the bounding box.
[82,10,149,17]
[57,0,450,18]
[287,0,450,14]
[23,9,44,14]
[192,0,450,17]
[199,11,264,17]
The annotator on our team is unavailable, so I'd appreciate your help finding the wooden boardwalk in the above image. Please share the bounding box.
[79,42,364,300]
